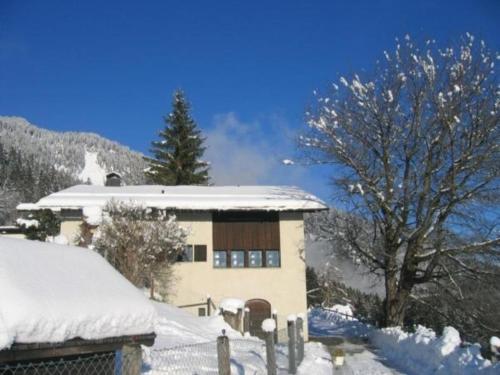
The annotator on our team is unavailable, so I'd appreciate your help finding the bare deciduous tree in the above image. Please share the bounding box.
[300,34,499,326]
[92,201,188,297]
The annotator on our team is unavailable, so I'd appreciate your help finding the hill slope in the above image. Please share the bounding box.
[0,116,148,224]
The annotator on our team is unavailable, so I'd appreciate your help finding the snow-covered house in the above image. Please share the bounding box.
[17,184,327,338]
[0,237,155,370]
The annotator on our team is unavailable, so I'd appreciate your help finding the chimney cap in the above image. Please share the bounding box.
[105,172,122,186]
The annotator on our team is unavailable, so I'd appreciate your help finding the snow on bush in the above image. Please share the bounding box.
[261,318,276,333]
[92,201,188,289]
[83,205,102,225]
[0,237,155,350]
[16,218,39,228]
[219,298,245,314]
[371,325,500,374]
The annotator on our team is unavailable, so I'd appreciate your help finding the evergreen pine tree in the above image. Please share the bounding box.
[146,90,210,185]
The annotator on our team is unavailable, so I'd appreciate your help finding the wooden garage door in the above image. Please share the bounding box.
[245,299,271,339]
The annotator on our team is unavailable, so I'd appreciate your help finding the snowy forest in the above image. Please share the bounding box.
[0,116,148,224]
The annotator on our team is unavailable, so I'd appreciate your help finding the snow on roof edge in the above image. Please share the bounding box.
[17,184,328,212]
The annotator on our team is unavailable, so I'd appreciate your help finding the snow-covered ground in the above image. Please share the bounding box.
[142,302,333,374]
[309,306,500,375]
[309,306,372,339]
[309,308,401,375]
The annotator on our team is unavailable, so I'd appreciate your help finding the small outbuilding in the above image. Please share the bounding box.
[0,237,156,374]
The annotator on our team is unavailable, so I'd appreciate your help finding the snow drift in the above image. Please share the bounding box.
[371,325,500,374]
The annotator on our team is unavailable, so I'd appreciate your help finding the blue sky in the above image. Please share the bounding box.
[0,0,498,202]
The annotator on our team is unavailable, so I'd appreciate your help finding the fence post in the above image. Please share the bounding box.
[217,334,231,375]
[244,307,250,334]
[207,296,211,316]
[296,315,304,364]
[263,323,277,375]
[237,307,243,332]
[272,310,278,343]
[122,344,142,375]
[287,317,297,374]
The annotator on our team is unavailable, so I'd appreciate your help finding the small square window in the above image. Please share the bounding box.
[194,245,207,262]
[266,250,280,268]
[198,307,206,316]
[249,250,263,267]
[213,250,227,268]
[231,250,245,268]
[177,245,193,262]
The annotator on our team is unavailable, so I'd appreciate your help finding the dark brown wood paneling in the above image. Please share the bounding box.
[213,211,280,251]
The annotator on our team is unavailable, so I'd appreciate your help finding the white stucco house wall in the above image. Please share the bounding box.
[17,183,327,338]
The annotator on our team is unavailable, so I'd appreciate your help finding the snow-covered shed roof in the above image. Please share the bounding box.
[0,237,155,350]
[17,184,328,212]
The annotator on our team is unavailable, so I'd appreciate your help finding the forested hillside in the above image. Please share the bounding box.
[0,116,147,224]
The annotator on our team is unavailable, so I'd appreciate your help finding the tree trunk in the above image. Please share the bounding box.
[150,270,155,299]
[384,270,411,327]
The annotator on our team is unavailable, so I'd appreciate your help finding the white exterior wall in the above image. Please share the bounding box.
[0,233,25,240]
[171,211,308,338]
[61,220,83,245]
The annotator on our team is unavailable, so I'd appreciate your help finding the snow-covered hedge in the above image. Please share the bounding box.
[371,325,500,374]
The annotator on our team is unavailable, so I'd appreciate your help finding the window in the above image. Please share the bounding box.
[213,250,227,268]
[231,250,245,268]
[198,307,206,316]
[60,209,83,220]
[194,245,207,262]
[249,250,263,267]
[177,245,193,262]
[266,250,280,267]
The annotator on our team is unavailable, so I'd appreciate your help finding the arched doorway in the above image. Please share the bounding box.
[245,299,271,339]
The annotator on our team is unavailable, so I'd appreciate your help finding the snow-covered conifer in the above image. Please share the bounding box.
[146,90,210,185]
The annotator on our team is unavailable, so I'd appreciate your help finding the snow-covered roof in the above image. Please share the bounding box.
[0,237,155,350]
[17,185,328,212]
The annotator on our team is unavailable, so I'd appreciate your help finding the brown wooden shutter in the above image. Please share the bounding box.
[194,245,207,262]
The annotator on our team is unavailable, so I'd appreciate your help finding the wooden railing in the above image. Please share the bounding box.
[178,297,217,316]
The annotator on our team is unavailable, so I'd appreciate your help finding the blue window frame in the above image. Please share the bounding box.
[213,250,227,268]
[266,250,280,267]
[249,250,263,267]
[231,250,245,268]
